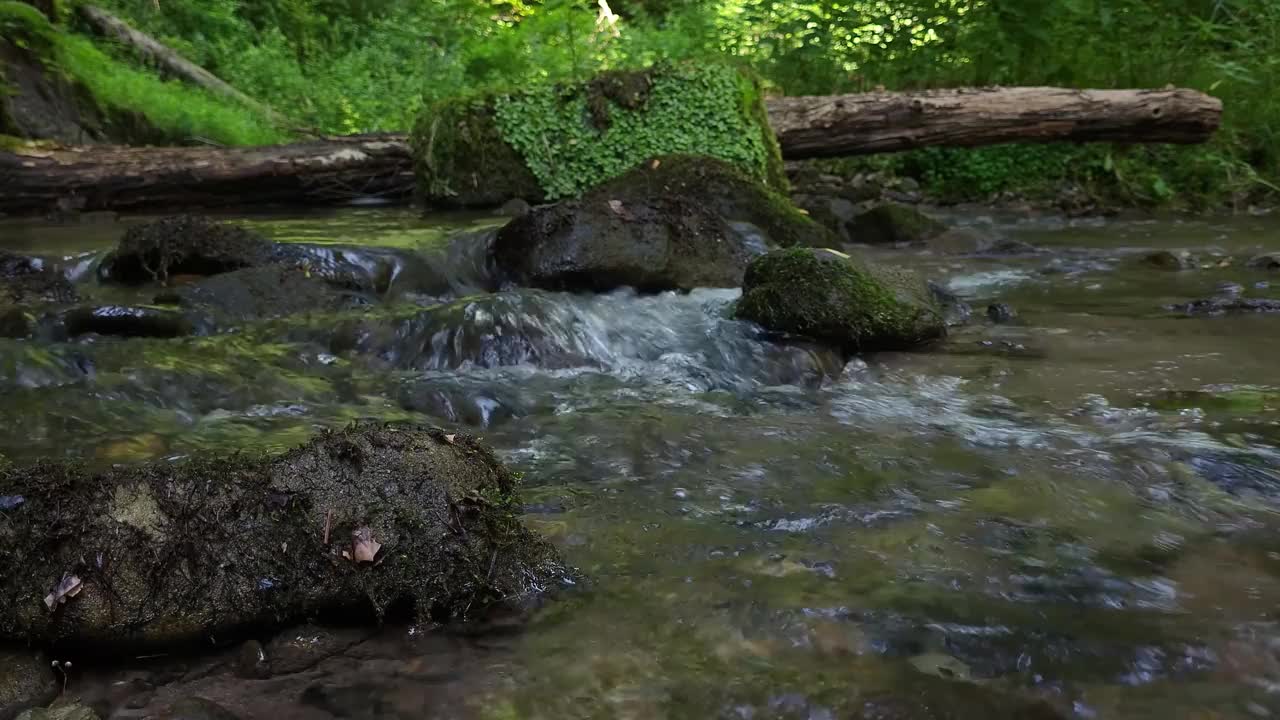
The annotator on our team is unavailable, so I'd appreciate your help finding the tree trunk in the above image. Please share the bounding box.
[0,87,1222,215]
[0,135,414,215]
[78,4,294,132]
[767,86,1222,159]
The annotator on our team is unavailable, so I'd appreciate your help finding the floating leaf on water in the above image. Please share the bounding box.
[351,527,382,564]
[44,573,83,611]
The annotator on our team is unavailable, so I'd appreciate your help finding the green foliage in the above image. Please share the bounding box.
[491,64,778,199]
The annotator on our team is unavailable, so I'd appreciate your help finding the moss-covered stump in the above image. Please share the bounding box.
[593,155,832,248]
[847,203,948,246]
[413,64,785,208]
[735,248,946,352]
[98,216,278,285]
[0,424,568,651]
[493,193,751,293]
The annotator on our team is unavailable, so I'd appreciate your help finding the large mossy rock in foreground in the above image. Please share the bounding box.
[736,248,946,352]
[0,424,567,650]
[413,64,786,208]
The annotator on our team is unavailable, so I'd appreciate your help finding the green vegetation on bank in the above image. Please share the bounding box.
[3,0,1278,207]
[0,1,283,145]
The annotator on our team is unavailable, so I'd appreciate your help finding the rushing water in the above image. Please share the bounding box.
[2,207,1280,719]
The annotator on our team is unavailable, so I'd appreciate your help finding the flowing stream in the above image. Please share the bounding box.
[2,207,1279,719]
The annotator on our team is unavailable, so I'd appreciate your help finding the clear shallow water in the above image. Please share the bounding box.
[2,208,1280,719]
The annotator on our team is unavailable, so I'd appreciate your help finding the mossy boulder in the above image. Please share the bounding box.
[593,155,833,248]
[98,216,278,285]
[413,64,785,208]
[847,203,948,246]
[0,423,568,651]
[735,248,946,352]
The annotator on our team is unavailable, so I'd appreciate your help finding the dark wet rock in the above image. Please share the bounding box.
[264,625,373,676]
[927,228,1041,256]
[0,649,56,720]
[157,266,364,325]
[1186,455,1280,496]
[0,309,34,340]
[1,252,77,306]
[847,203,947,246]
[928,281,972,327]
[1170,297,1280,315]
[1248,252,1280,271]
[397,382,522,429]
[0,424,568,651]
[498,198,532,218]
[793,194,859,243]
[62,306,191,339]
[277,245,452,299]
[233,640,270,680]
[590,155,834,249]
[14,704,97,720]
[735,248,946,353]
[493,194,750,293]
[986,303,1018,324]
[98,217,276,285]
[163,697,240,720]
[299,682,392,719]
[1141,250,1196,270]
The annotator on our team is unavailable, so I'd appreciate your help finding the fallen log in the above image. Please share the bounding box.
[768,86,1223,159]
[0,134,415,215]
[78,4,294,132]
[0,87,1222,215]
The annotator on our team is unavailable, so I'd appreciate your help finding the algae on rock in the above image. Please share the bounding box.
[413,63,786,207]
[0,424,568,651]
[735,248,946,353]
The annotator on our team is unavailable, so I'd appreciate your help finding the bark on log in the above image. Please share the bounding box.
[0,135,414,215]
[78,5,293,131]
[0,87,1222,215]
[768,86,1222,159]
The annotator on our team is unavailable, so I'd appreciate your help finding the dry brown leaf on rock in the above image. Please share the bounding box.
[351,527,382,564]
[44,573,83,611]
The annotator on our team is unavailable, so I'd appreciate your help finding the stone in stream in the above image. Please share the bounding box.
[12,704,96,720]
[60,306,192,339]
[846,203,947,246]
[986,303,1019,324]
[155,266,365,326]
[0,424,568,652]
[1248,252,1280,271]
[1141,249,1197,270]
[1169,296,1280,315]
[492,155,833,292]
[0,650,57,720]
[98,216,278,285]
[735,248,946,353]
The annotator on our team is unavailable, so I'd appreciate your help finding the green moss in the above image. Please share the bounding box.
[593,154,831,247]
[413,63,783,205]
[411,95,543,207]
[735,248,945,352]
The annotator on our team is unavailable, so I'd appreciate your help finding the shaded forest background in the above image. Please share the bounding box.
[4,0,1278,207]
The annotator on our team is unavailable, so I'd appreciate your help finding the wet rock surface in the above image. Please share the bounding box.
[156,266,365,326]
[98,217,278,286]
[493,194,751,293]
[0,424,568,651]
[847,203,948,246]
[61,306,192,339]
[736,248,946,353]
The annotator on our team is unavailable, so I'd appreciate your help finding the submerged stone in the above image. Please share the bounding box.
[847,203,948,246]
[1141,250,1197,270]
[1170,297,1280,315]
[986,303,1018,324]
[156,265,365,325]
[62,305,191,339]
[1248,252,1280,271]
[735,248,946,353]
[98,216,276,285]
[0,424,568,652]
